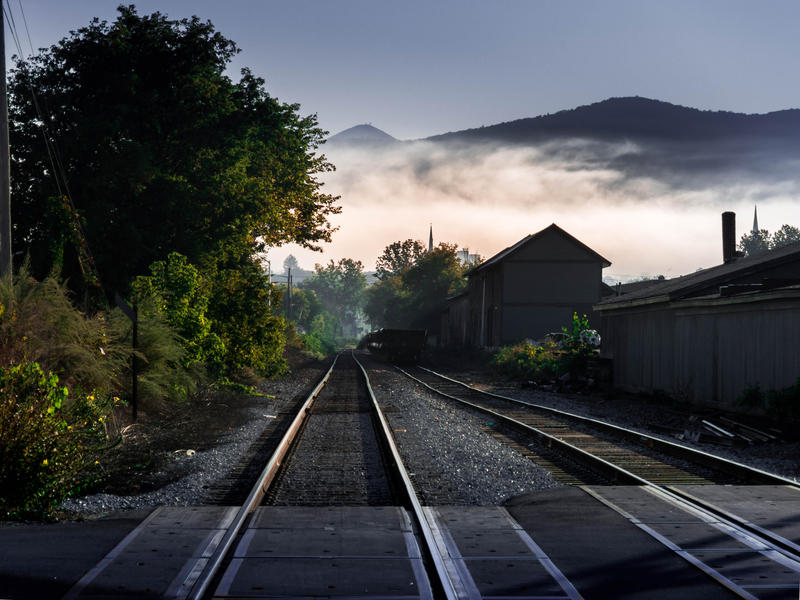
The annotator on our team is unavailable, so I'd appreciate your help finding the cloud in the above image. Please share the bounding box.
[266,137,800,281]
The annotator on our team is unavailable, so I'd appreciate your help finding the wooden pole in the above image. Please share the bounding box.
[0,0,13,279]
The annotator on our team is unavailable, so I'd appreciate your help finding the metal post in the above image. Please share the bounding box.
[0,0,13,279]
[131,304,138,421]
[287,267,292,321]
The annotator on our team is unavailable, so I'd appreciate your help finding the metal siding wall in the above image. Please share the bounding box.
[605,296,800,407]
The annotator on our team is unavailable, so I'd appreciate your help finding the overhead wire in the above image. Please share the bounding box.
[3,0,103,294]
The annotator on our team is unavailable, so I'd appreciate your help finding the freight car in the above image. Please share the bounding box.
[358,329,427,363]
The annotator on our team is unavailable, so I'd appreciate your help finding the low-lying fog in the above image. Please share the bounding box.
[268,138,800,282]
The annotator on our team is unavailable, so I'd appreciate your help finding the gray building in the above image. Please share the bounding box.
[442,224,611,347]
[595,215,800,407]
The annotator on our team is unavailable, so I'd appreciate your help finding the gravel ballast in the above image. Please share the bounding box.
[366,363,563,505]
[438,368,800,483]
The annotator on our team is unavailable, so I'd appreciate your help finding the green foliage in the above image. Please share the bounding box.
[9,5,339,298]
[364,275,408,328]
[490,340,561,381]
[0,266,124,395]
[131,252,225,373]
[302,258,366,341]
[376,239,426,280]
[278,286,323,332]
[107,300,198,409]
[772,224,800,249]
[365,242,467,329]
[739,224,800,256]
[0,265,197,413]
[738,379,800,425]
[207,263,287,377]
[491,313,601,383]
[0,363,106,516]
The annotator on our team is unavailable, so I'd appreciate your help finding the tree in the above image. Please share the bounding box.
[772,224,800,249]
[365,242,467,329]
[739,224,800,256]
[375,239,426,279]
[739,229,771,256]
[8,6,339,296]
[283,255,300,274]
[303,259,366,336]
[402,243,467,325]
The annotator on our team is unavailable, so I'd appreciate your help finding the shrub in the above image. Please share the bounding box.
[130,252,225,374]
[491,339,561,381]
[738,379,800,425]
[0,363,106,516]
[208,264,287,377]
[491,313,601,383]
[0,266,124,395]
[106,299,199,410]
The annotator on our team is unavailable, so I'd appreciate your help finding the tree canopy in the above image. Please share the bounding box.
[375,239,426,280]
[739,224,800,256]
[303,259,366,327]
[365,242,467,330]
[8,5,339,295]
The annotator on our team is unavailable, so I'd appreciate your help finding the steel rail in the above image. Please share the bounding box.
[352,352,461,600]
[416,365,798,487]
[397,365,800,568]
[183,355,339,600]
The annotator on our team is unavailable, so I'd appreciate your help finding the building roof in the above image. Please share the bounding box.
[597,240,800,310]
[465,223,611,276]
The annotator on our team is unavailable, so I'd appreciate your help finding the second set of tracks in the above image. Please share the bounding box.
[65,351,800,599]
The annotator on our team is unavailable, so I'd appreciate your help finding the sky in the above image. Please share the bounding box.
[5,1,800,280]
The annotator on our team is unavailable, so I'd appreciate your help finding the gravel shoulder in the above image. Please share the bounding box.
[56,357,327,519]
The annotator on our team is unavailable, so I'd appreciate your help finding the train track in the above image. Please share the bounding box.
[394,364,800,598]
[186,352,462,599]
[62,354,800,599]
[398,365,792,487]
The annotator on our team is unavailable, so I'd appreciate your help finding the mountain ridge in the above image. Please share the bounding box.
[424,97,800,145]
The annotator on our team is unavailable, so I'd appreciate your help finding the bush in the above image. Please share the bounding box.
[208,264,287,377]
[0,266,125,395]
[107,299,199,410]
[491,313,601,383]
[0,363,106,516]
[491,339,561,381]
[738,379,800,425]
[131,252,225,374]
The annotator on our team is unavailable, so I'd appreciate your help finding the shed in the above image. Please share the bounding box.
[595,240,800,406]
[453,224,610,347]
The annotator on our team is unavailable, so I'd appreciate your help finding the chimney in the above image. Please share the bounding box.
[722,211,736,263]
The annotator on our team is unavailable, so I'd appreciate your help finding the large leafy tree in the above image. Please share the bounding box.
[375,239,426,280]
[8,5,339,295]
[739,224,800,256]
[365,242,467,330]
[303,259,366,336]
[304,259,366,315]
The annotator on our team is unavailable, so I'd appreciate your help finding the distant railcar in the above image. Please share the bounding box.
[359,329,427,363]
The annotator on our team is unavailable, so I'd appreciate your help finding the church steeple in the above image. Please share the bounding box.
[753,205,759,234]
[428,224,433,252]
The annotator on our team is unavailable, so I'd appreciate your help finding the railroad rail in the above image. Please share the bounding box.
[184,352,460,599]
[395,364,800,598]
[399,365,795,487]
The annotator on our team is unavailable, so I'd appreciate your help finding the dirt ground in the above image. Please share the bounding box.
[93,348,325,496]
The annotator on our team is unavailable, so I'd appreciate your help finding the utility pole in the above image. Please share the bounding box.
[0,0,13,279]
[287,267,293,321]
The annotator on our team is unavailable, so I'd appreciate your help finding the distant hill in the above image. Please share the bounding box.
[327,124,398,146]
[426,97,800,145]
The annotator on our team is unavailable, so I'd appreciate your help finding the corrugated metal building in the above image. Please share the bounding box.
[595,220,800,406]
[442,224,611,347]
